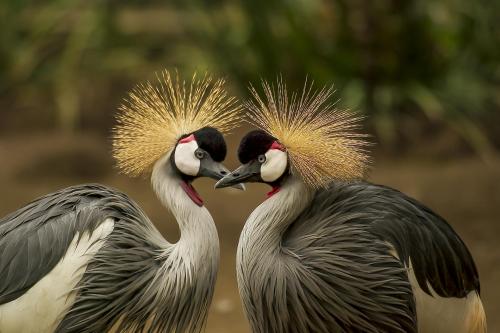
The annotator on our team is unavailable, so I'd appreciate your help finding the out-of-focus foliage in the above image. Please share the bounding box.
[0,0,498,154]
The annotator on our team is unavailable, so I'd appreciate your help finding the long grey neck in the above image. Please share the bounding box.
[238,177,314,256]
[151,153,219,269]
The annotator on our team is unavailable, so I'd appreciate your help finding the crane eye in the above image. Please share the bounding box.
[195,149,205,159]
[258,155,266,163]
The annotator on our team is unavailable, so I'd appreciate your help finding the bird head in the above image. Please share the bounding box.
[215,130,289,191]
[171,126,229,181]
[216,78,370,196]
[169,126,245,205]
[112,70,243,206]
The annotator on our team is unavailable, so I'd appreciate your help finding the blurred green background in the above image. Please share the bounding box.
[1,0,499,153]
[1,1,499,332]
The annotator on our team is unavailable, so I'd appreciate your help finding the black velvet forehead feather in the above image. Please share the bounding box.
[238,130,276,164]
[190,126,227,162]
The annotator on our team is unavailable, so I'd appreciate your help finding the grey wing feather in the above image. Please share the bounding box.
[0,184,204,333]
[280,180,479,332]
[361,183,480,297]
[0,184,120,304]
[280,185,417,333]
[55,187,193,333]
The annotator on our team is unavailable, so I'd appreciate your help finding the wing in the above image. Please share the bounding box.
[282,185,417,333]
[0,184,123,304]
[287,181,479,299]
[361,182,480,298]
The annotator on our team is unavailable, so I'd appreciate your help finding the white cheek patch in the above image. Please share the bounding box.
[174,140,200,176]
[261,149,288,182]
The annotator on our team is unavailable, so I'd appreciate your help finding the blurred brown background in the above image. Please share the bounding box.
[0,1,499,332]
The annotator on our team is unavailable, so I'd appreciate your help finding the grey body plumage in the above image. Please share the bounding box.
[236,177,481,332]
[0,153,220,333]
[217,80,485,332]
[0,71,242,332]
[216,131,484,332]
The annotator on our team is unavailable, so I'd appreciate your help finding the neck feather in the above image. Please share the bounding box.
[151,153,219,267]
[239,177,313,254]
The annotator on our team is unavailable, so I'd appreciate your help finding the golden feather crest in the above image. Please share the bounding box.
[112,70,241,177]
[246,79,370,188]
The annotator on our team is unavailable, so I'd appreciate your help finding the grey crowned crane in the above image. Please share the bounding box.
[216,80,486,333]
[0,71,242,333]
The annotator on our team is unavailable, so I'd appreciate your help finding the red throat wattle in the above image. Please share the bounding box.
[180,181,204,207]
[266,186,281,199]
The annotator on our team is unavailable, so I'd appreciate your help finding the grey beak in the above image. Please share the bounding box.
[215,162,261,189]
[198,159,245,191]
[215,174,239,189]
[219,164,246,191]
